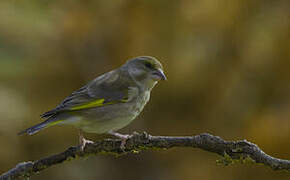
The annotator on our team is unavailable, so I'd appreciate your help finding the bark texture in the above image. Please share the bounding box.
[1,132,289,180]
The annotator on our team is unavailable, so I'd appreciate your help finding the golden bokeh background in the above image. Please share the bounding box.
[0,0,289,179]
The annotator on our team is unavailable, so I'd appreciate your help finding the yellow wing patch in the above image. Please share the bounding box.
[70,99,105,111]
[47,120,64,127]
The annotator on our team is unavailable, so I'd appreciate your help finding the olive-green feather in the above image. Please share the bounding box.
[41,69,132,118]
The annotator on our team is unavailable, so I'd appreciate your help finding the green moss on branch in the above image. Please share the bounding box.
[1,132,289,180]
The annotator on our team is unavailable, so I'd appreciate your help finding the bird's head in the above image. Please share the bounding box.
[123,56,167,89]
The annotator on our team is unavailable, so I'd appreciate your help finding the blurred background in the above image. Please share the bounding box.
[0,0,290,179]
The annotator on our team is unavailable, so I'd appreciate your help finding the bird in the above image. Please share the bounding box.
[19,56,167,150]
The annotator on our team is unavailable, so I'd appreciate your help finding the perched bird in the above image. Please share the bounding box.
[19,56,166,150]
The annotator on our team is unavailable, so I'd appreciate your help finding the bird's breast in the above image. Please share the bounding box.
[131,90,150,114]
[69,89,151,134]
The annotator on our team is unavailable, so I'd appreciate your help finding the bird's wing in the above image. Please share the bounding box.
[41,70,133,118]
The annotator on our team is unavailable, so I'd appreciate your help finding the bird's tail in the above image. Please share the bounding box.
[18,116,63,136]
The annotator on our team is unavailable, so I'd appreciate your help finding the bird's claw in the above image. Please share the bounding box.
[79,130,94,151]
[119,135,133,150]
[80,138,94,151]
[108,131,132,150]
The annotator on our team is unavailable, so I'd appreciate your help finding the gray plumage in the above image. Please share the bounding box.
[19,56,166,136]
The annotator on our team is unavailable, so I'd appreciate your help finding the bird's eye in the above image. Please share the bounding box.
[145,62,154,69]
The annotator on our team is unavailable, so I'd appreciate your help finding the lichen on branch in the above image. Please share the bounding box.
[1,132,289,180]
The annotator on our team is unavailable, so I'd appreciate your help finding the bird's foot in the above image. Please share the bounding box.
[79,130,94,151]
[79,137,94,151]
[108,131,132,150]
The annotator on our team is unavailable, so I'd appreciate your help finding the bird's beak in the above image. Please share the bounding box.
[152,68,167,81]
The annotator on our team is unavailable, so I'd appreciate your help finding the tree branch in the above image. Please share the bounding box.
[1,132,289,179]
